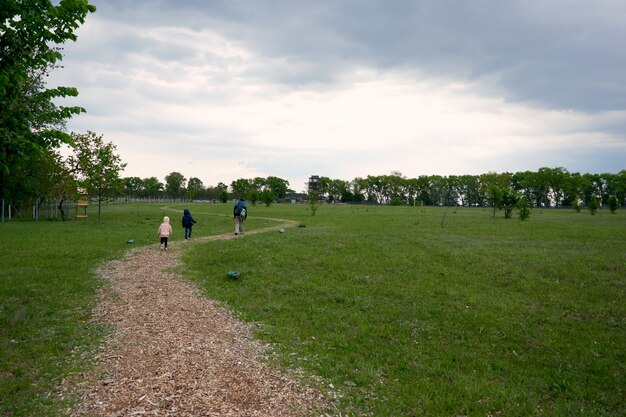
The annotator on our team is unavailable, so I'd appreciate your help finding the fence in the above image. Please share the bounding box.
[1,198,79,222]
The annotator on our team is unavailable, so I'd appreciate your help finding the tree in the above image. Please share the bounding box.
[249,188,260,206]
[219,189,229,203]
[187,177,203,200]
[517,198,531,221]
[141,177,163,198]
[264,176,290,200]
[260,189,275,207]
[607,195,619,213]
[308,190,322,216]
[588,196,600,215]
[165,172,186,199]
[123,177,143,198]
[1,0,95,205]
[69,131,126,223]
[231,178,251,199]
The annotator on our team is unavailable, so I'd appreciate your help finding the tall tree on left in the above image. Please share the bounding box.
[0,0,96,205]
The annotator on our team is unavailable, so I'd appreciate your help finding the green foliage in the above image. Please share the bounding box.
[186,177,203,200]
[164,172,186,198]
[308,192,321,216]
[264,175,291,199]
[607,195,619,213]
[517,198,531,220]
[249,188,260,206]
[0,0,95,202]
[588,196,600,215]
[500,188,519,218]
[230,178,251,198]
[68,131,126,223]
[260,189,275,207]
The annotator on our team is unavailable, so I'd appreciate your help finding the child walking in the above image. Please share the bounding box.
[182,208,197,240]
[157,216,173,250]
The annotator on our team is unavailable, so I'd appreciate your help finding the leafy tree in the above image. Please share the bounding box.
[123,177,143,198]
[607,195,619,213]
[165,172,186,198]
[588,196,600,215]
[260,189,275,207]
[308,190,321,216]
[69,131,126,223]
[500,188,518,219]
[349,177,366,203]
[231,178,251,198]
[0,0,95,204]
[141,177,163,198]
[249,188,260,206]
[265,176,290,199]
[517,198,531,221]
[187,177,203,200]
[480,172,512,217]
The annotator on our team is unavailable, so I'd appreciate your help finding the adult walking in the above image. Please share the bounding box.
[233,198,247,235]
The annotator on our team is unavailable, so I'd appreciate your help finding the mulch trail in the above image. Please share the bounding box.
[67,226,332,417]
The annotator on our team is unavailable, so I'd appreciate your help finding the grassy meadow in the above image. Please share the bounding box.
[1,202,624,416]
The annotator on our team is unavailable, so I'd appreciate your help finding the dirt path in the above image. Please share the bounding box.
[68,220,331,417]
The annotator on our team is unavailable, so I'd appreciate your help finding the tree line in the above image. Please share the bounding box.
[120,167,625,213]
[311,169,626,213]
[122,174,293,207]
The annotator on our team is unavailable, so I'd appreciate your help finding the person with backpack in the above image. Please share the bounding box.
[233,198,247,235]
[182,208,197,240]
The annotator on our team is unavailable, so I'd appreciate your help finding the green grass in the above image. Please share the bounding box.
[181,204,626,416]
[1,202,625,416]
[0,202,235,416]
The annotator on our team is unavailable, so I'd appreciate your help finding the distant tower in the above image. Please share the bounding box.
[308,175,322,194]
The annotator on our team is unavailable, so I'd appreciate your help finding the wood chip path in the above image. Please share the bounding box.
[67,219,333,417]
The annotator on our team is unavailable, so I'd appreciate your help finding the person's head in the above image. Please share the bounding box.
[184,208,190,215]
[239,198,245,202]
[163,216,170,223]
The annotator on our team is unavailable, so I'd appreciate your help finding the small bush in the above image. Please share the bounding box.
[607,195,619,213]
[517,198,531,221]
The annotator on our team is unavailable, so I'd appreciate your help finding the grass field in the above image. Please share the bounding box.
[1,202,624,416]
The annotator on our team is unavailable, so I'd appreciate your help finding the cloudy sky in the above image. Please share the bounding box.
[50,0,626,192]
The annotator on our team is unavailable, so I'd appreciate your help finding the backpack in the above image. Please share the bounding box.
[240,207,247,218]
[234,202,243,216]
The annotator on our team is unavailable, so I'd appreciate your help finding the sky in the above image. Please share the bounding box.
[50,0,626,193]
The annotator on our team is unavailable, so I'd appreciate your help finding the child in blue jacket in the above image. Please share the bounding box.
[182,208,197,240]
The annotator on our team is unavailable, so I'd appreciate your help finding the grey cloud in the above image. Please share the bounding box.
[87,0,626,113]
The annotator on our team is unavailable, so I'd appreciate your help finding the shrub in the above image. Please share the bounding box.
[517,198,531,221]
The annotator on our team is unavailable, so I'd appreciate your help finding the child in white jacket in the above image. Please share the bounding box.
[157,216,173,250]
